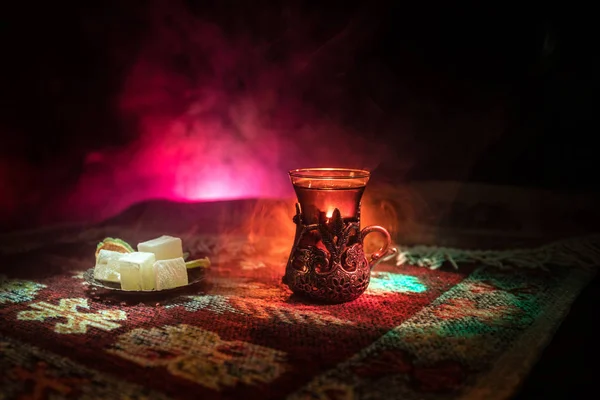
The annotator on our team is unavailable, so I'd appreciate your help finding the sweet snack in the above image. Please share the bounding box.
[118,252,156,291]
[93,249,124,283]
[95,237,134,259]
[154,257,189,290]
[137,235,183,261]
[185,257,211,269]
[92,236,208,291]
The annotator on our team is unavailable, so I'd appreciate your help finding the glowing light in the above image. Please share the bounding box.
[10,3,390,226]
[367,272,427,295]
[325,208,334,219]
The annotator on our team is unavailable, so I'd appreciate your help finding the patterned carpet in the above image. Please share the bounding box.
[0,214,595,399]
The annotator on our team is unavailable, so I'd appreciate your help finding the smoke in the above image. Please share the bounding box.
[46,0,390,224]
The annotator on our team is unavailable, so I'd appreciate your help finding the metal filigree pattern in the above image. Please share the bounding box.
[291,246,329,274]
[284,206,372,303]
[287,266,371,304]
[342,243,368,273]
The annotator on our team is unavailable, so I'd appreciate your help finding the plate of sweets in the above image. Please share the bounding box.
[83,235,210,293]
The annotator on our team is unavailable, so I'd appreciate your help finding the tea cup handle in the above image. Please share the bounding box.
[360,225,392,268]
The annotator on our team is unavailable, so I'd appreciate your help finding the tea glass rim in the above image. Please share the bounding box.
[289,168,370,180]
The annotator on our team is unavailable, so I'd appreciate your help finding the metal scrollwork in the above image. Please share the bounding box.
[284,205,372,303]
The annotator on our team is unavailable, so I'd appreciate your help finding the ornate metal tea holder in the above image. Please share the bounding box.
[283,202,391,303]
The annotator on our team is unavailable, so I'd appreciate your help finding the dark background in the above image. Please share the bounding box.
[0,1,597,398]
[1,1,597,232]
[3,2,595,179]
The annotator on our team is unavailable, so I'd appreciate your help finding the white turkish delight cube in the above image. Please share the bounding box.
[153,257,188,290]
[94,249,124,283]
[137,235,183,261]
[118,252,156,291]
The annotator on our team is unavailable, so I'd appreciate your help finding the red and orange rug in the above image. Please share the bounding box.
[0,223,596,399]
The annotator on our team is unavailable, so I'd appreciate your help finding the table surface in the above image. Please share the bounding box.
[1,183,598,399]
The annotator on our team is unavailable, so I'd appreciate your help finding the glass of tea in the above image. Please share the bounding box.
[284,168,392,303]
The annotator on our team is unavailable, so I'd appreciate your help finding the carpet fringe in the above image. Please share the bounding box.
[393,234,600,270]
